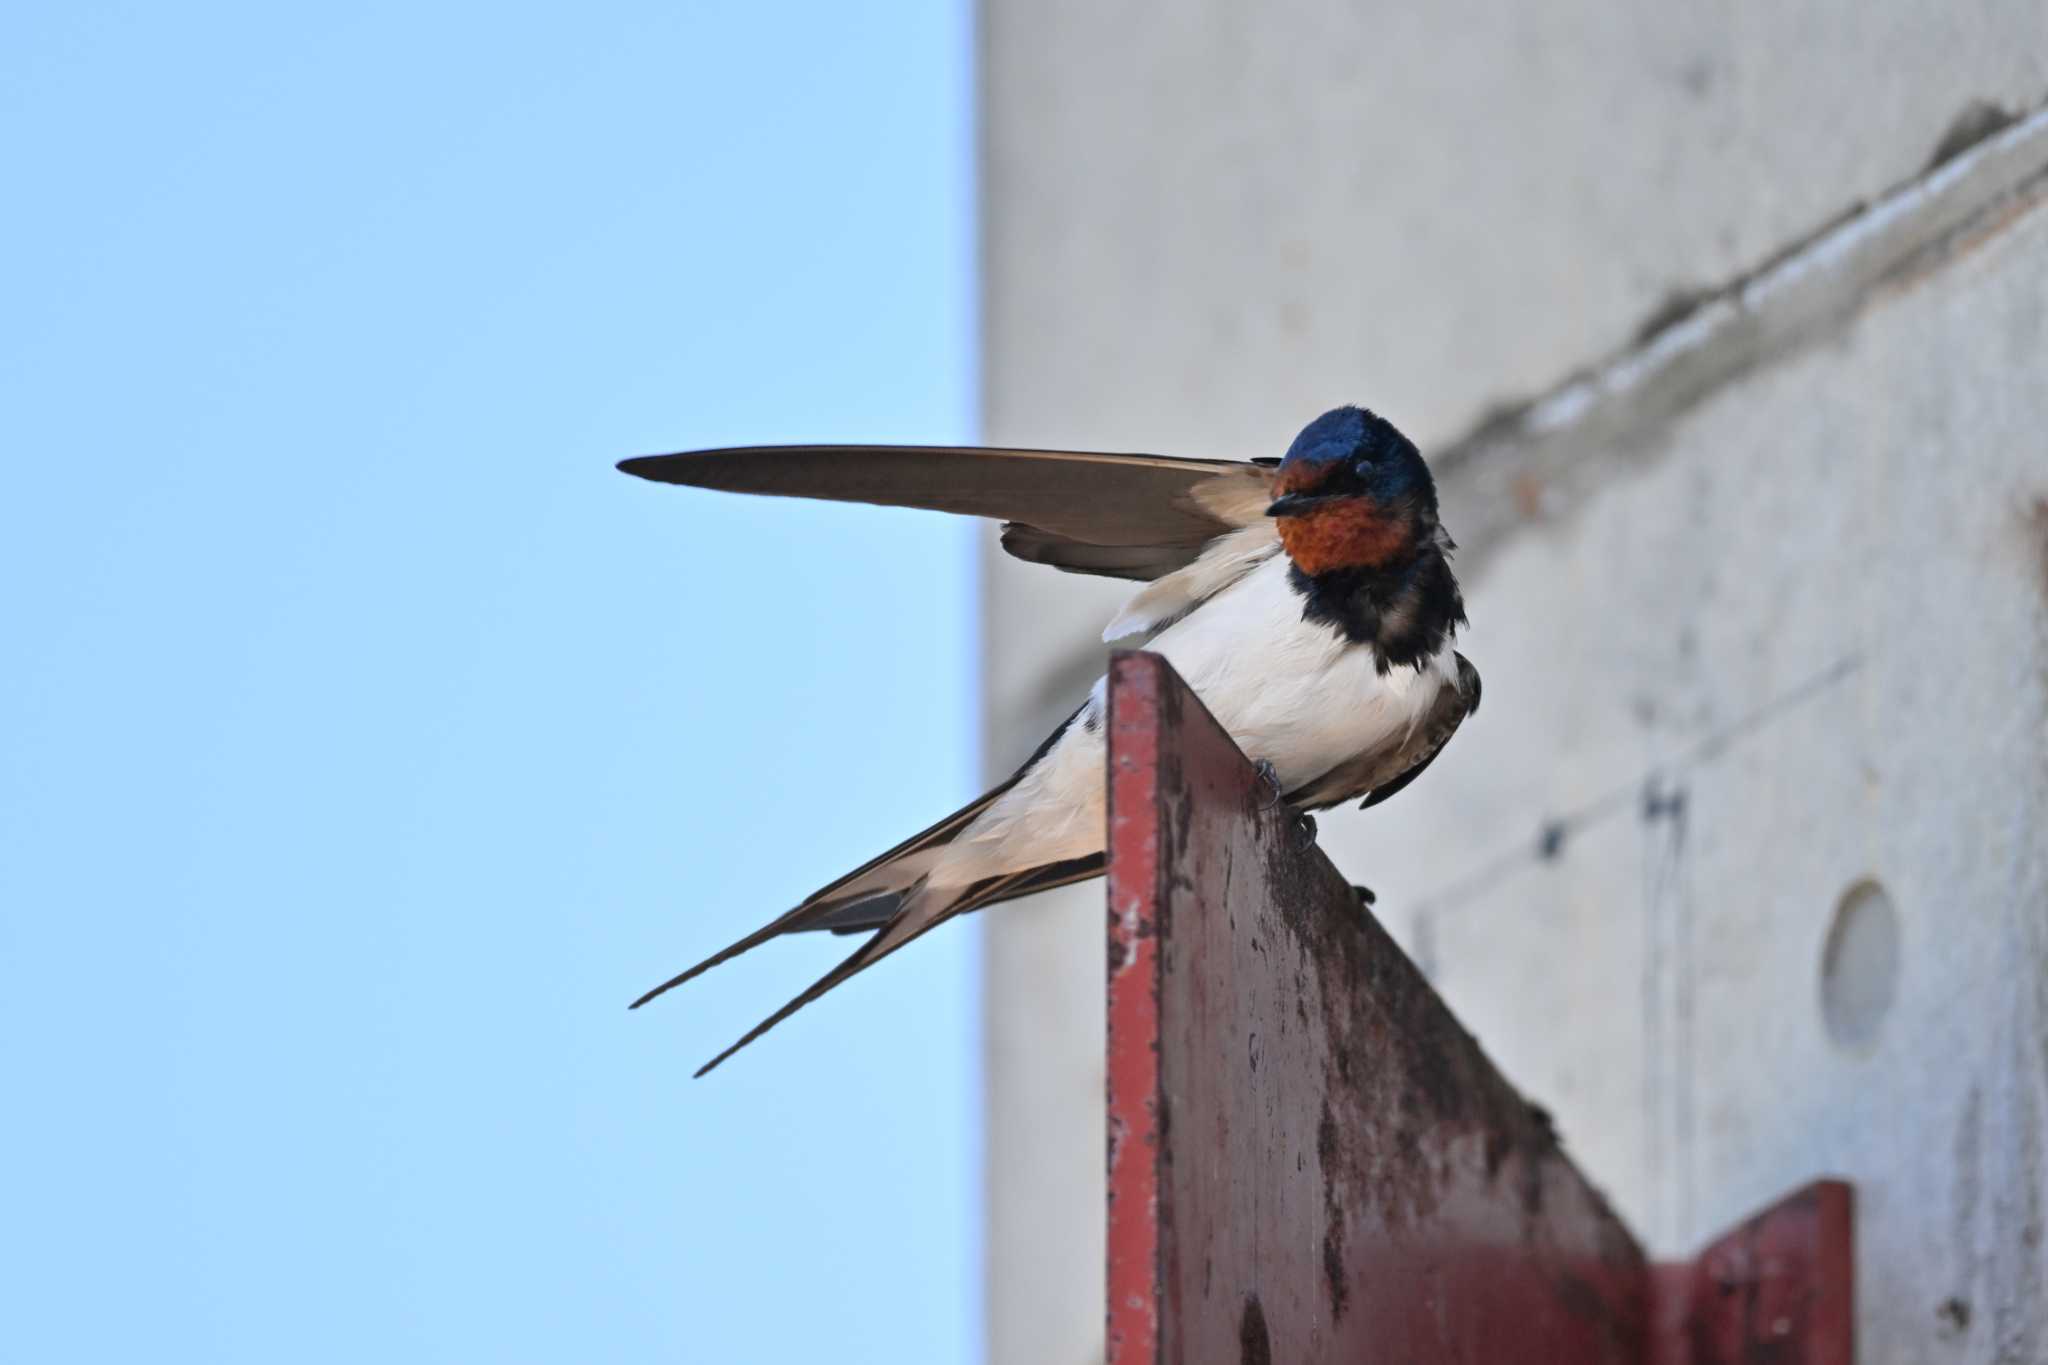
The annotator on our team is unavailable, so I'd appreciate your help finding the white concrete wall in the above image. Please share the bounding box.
[1410,177,2048,1354]
[981,8,2048,1361]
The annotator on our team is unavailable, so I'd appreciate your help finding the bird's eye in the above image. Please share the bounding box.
[1351,453,1376,476]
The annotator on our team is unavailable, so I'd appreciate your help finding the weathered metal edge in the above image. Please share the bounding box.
[1104,652,1167,1365]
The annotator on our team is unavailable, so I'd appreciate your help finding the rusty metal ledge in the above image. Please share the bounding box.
[1103,651,1851,1364]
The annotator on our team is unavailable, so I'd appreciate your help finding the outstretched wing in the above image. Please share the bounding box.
[618,444,1276,581]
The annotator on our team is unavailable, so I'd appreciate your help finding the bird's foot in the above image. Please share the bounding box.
[1351,883,1377,908]
[1254,760,1315,845]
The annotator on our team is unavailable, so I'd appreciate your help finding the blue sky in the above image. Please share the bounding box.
[1,3,981,1360]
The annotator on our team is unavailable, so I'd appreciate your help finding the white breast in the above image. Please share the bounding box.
[1144,553,1450,788]
[935,554,1453,888]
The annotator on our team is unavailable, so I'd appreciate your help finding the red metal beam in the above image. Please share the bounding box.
[1650,1181,1854,1365]
[1101,651,1853,1364]
[1105,651,1647,1363]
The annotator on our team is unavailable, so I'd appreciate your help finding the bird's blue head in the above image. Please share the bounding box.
[1266,406,1437,575]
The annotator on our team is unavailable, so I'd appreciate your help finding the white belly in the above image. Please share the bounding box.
[938,554,1451,886]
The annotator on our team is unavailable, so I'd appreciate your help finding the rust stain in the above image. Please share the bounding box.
[1238,1295,1272,1365]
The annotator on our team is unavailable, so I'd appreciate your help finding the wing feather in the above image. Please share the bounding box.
[619,444,1275,581]
[691,852,1108,1076]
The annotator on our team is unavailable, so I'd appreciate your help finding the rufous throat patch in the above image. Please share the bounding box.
[1276,499,1412,575]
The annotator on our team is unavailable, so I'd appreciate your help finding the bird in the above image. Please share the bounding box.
[619,405,1480,1075]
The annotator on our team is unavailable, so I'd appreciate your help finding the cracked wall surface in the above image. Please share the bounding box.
[981,8,2048,1362]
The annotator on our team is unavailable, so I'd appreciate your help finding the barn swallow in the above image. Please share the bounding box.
[620,405,1479,1074]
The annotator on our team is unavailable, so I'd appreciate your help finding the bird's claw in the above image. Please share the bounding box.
[1252,759,1284,806]
[1351,883,1377,908]
[1253,761,1315,846]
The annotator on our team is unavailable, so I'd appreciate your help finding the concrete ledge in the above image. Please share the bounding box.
[1438,101,2048,566]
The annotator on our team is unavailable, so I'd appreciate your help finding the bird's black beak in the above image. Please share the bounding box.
[1265,491,1347,517]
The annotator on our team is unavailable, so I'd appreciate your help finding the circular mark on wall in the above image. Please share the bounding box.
[1820,878,1900,1051]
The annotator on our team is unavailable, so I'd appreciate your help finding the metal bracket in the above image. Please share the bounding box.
[1650,1181,1853,1365]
